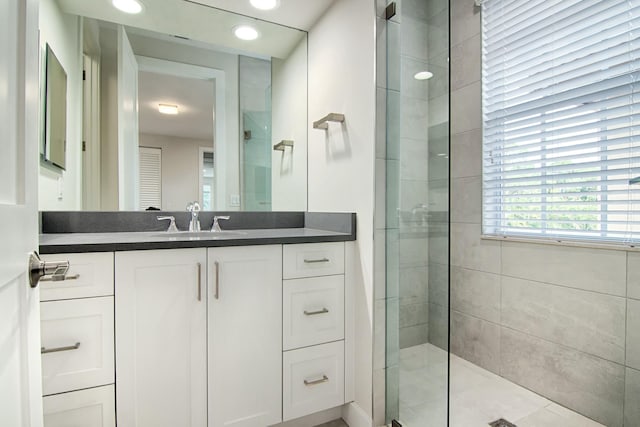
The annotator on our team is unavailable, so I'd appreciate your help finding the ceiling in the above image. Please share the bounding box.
[189,0,336,31]
[138,71,214,141]
[58,0,311,59]
[58,0,308,58]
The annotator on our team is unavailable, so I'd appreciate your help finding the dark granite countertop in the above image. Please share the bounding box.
[39,212,356,254]
[39,228,353,254]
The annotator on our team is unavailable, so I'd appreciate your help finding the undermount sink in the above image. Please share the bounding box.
[152,231,247,239]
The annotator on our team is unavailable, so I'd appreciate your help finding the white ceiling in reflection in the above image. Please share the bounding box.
[57,0,309,59]
[138,71,214,141]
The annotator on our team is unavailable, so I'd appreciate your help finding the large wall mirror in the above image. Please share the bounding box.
[38,0,307,212]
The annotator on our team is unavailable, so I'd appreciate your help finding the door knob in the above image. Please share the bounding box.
[28,251,70,288]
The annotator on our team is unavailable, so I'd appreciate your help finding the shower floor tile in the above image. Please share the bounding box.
[397,343,605,427]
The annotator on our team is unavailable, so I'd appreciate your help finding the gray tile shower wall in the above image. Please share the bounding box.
[450,0,638,425]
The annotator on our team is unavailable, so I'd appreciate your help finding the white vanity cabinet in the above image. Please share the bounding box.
[282,242,346,421]
[207,245,283,427]
[39,252,116,427]
[115,248,208,427]
[39,239,350,427]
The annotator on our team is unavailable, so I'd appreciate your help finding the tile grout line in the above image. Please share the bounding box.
[450,308,627,369]
[449,262,629,300]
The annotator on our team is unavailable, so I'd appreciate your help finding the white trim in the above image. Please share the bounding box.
[198,146,214,209]
[82,53,101,210]
[482,234,640,252]
[342,402,373,427]
[135,55,226,210]
[344,241,356,403]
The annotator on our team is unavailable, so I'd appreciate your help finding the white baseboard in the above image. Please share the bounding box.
[342,402,372,427]
[273,406,343,427]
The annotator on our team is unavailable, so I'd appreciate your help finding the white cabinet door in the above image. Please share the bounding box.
[283,341,345,421]
[115,249,207,427]
[283,275,345,351]
[208,245,282,427]
[283,242,345,279]
[41,297,114,395]
[43,385,115,427]
[39,252,114,302]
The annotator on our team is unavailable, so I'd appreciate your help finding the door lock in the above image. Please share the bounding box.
[28,251,70,288]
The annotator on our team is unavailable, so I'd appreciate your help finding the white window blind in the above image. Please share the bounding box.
[139,147,162,210]
[482,0,640,245]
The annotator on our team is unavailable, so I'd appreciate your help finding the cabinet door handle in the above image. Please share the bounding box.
[214,261,220,299]
[303,258,330,264]
[41,342,81,354]
[197,262,202,301]
[40,273,80,282]
[304,375,329,386]
[304,308,329,316]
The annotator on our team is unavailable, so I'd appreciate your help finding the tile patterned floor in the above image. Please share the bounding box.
[398,343,605,427]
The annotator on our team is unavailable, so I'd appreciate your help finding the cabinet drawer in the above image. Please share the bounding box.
[283,242,344,279]
[283,341,345,421]
[41,297,114,395]
[43,385,115,427]
[40,252,114,301]
[283,275,344,350]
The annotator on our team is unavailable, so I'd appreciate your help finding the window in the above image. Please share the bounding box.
[481,0,640,245]
[139,147,162,210]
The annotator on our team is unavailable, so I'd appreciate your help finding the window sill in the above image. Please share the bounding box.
[481,234,640,252]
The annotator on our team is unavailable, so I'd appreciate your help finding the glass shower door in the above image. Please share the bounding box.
[239,55,272,211]
[384,0,450,425]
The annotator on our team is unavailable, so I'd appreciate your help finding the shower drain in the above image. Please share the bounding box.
[489,419,517,427]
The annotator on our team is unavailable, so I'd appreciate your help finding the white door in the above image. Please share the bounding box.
[117,26,139,210]
[0,0,44,426]
[115,249,207,427]
[208,245,282,427]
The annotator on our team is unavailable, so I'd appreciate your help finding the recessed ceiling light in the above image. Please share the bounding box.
[414,71,434,80]
[234,25,259,41]
[112,0,143,14]
[158,104,179,115]
[250,0,280,10]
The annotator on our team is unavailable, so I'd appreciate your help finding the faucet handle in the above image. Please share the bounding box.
[157,216,179,232]
[212,216,230,232]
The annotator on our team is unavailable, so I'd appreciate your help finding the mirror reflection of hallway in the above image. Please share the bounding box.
[137,65,215,211]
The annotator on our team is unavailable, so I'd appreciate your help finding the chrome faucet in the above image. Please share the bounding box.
[211,216,230,232]
[157,216,179,232]
[186,202,201,232]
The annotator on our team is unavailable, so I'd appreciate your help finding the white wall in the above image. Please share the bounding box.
[38,0,83,210]
[271,39,308,211]
[139,133,213,211]
[307,0,376,423]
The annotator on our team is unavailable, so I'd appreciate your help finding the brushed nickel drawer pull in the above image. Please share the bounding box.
[304,308,329,316]
[303,258,329,264]
[214,261,220,299]
[41,342,81,354]
[304,375,329,386]
[40,274,80,282]
[197,262,202,301]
